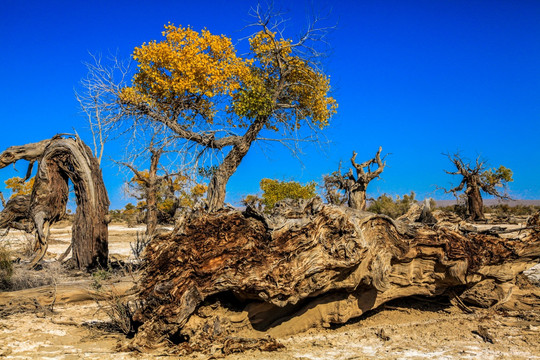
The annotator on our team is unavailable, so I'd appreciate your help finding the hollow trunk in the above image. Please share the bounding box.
[206,117,266,212]
[466,179,484,221]
[348,186,367,210]
[131,200,540,351]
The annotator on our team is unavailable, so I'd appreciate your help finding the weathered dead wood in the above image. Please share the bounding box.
[44,138,110,269]
[0,195,34,233]
[0,136,110,269]
[130,199,540,352]
[0,277,137,317]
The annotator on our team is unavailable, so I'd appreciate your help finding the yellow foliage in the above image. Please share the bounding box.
[234,30,338,128]
[121,24,337,131]
[4,177,35,198]
[260,178,316,209]
[120,24,253,121]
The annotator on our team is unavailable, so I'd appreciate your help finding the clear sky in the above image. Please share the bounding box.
[1,0,539,209]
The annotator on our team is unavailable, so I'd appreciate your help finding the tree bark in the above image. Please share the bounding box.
[466,180,485,221]
[348,184,367,210]
[206,117,267,212]
[145,150,161,237]
[326,147,385,211]
[45,138,109,269]
[130,200,540,351]
[0,195,35,233]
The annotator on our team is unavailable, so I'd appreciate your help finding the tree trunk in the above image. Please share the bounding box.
[348,186,367,210]
[145,150,161,237]
[130,200,540,351]
[206,117,266,212]
[48,138,109,269]
[466,180,485,221]
[0,195,33,232]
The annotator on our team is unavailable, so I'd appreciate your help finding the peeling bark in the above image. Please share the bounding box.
[131,199,540,351]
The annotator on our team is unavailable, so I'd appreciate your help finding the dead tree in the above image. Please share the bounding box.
[324,147,386,210]
[129,199,540,352]
[0,136,109,269]
[442,154,512,221]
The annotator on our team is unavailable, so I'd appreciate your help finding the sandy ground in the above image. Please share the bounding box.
[1,223,539,359]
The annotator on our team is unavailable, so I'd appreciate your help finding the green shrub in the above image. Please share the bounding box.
[367,191,417,219]
[260,178,317,210]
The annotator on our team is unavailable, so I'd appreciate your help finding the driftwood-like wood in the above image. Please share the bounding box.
[0,136,109,269]
[130,199,540,352]
[0,195,33,233]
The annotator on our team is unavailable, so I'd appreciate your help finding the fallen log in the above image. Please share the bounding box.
[0,277,137,317]
[131,198,540,353]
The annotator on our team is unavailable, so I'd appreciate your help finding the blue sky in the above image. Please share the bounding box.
[1,0,539,209]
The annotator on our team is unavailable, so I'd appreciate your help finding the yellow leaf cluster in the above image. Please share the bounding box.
[235,31,337,127]
[120,24,253,115]
[121,24,337,132]
[260,178,316,209]
[4,176,35,198]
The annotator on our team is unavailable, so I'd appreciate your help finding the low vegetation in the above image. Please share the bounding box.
[367,191,418,219]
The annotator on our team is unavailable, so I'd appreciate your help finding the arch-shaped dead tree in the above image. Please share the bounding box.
[129,199,539,353]
[324,147,386,210]
[0,135,109,269]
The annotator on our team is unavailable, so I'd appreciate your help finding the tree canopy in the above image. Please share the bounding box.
[113,15,337,211]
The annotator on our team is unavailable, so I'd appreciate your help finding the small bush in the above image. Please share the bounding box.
[99,294,140,336]
[368,191,417,219]
[260,178,317,210]
[130,232,151,262]
[484,204,540,216]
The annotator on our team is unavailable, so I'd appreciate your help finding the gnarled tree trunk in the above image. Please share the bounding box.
[206,116,266,212]
[0,135,109,269]
[47,138,109,269]
[466,177,485,221]
[348,183,367,209]
[0,195,33,233]
[324,147,386,211]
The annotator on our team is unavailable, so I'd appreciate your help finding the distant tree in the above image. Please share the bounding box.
[124,147,207,236]
[441,153,513,221]
[323,147,386,210]
[259,179,317,210]
[367,191,417,219]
